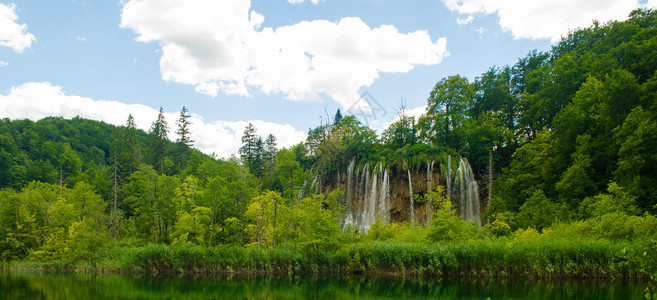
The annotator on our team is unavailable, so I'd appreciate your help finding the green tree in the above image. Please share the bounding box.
[149,107,169,174]
[382,103,416,149]
[263,134,278,190]
[175,106,193,170]
[121,114,141,175]
[333,109,343,126]
[614,107,657,211]
[200,175,229,245]
[515,190,557,231]
[172,176,206,244]
[64,218,108,260]
[428,187,477,242]
[65,181,105,222]
[57,144,81,187]
[244,191,288,248]
[580,182,640,218]
[239,123,264,178]
[275,149,303,204]
[123,164,160,242]
[500,130,560,211]
[292,190,344,250]
[555,135,597,207]
[420,75,474,151]
[171,207,212,246]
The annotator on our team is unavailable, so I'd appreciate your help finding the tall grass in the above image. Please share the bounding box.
[5,238,644,278]
[335,238,634,278]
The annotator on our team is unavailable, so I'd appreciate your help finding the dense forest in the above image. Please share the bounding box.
[1,9,656,288]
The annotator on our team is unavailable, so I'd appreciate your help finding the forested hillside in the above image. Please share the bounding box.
[1,9,656,282]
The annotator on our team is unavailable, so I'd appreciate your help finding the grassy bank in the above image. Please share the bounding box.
[2,237,648,279]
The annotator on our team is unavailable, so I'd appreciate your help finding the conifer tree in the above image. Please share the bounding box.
[149,107,169,174]
[123,114,141,175]
[176,107,193,169]
[239,123,264,177]
[264,134,278,189]
[333,109,343,126]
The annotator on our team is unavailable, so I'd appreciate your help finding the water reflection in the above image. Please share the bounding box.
[0,272,644,299]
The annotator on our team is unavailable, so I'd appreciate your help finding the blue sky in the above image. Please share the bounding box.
[1,0,654,157]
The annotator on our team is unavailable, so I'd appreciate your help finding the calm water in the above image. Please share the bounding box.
[0,271,645,299]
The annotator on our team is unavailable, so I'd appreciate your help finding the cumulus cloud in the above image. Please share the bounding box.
[119,0,447,109]
[0,82,307,158]
[442,0,656,42]
[0,60,8,67]
[0,3,35,52]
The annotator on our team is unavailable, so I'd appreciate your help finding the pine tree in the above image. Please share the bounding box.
[264,134,278,189]
[239,123,264,177]
[333,109,343,126]
[149,107,169,174]
[122,114,141,175]
[176,107,193,170]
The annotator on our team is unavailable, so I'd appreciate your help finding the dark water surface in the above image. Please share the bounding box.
[0,271,645,299]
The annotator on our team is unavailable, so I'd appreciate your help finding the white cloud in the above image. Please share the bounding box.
[0,3,35,52]
[76,36,86,42]
[0,82,307,158]
[119,0,448,109]
[442,0,655,42]
[456,15,474,25]
[0,60,8,67]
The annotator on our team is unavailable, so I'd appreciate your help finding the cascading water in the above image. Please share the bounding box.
[445,157,481,226]
[408,169,415,224]
[379,167,390,224]
[362,164,378,228]
[341,155,481,231]
[427,160,433,192]
[426,160,435,223]
[460,157,481,226]
[342,160,391,232]
[343,158,357,229]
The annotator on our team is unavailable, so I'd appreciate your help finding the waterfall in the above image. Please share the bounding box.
[341,155,480,231]
[408,169,415,224]
[445,156,481,226]
[311,175,319,194]
[459,157,481,226]
[342,159,391,232]
[362,164,378,230]
[362,163,370,227]
[343,158,357,229]
[379,167,390,224]
[426,161,432,192]
[426,160,435,223]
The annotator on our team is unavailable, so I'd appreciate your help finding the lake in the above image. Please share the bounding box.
[0,271,645,299]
